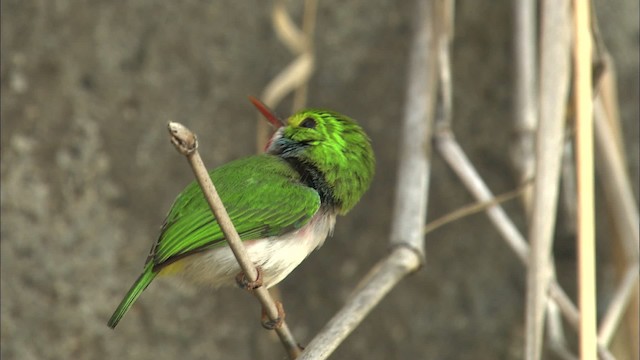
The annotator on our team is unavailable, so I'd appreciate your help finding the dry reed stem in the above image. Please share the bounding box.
[167,122,301,359]
[513,2,572,350]
[524,1,571,358]
[389,0,439,255]
[591,16,640,358]
[434,0,453,128]
[512,0,538,214]
[573,0,598,358]
[560,139,578,232]
[594,97,640,359]
[594,99,640,258]
[546,297,575,360]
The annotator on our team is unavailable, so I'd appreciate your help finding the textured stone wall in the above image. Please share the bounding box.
[1,1,637,359]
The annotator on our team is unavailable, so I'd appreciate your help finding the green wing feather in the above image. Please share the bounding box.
[107,155,320,329]
[151,154,321,266]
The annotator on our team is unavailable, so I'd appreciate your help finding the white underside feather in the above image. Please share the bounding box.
[172,211,336,288]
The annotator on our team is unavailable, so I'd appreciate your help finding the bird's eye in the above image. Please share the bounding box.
[300,117,316,129]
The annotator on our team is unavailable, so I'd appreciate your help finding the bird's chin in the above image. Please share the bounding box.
[265,128,285,154]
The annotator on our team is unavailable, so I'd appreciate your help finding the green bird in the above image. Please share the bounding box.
[107,98,375,328]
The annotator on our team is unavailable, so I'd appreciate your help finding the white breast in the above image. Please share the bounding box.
[173,211,336,288]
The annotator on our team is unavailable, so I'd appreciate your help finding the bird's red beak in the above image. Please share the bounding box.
[249,96,286,129]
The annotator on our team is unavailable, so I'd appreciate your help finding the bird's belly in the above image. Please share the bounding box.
[168,212,336,288]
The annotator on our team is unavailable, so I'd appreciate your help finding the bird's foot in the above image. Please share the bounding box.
[235,266,264,290]
[261,301,285,330]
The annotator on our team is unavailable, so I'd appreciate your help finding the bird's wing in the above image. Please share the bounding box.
[150,155,320,268]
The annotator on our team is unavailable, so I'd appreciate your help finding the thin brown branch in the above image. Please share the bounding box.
[423,182,530,235]
[167,122,301,359]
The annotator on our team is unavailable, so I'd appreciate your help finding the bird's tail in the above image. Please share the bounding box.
[107,263,157,329]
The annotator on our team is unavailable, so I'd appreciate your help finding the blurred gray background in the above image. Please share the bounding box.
[1,1,638,359]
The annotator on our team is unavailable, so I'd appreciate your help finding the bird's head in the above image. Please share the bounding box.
[250,97,375,214]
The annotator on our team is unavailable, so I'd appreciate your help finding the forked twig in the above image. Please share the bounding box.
[167,122,301,359]
[423,180,530,235]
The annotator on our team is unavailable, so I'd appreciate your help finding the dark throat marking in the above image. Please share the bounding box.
[284,157,338,210]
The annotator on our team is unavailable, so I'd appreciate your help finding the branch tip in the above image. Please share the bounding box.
[168,121,198,155]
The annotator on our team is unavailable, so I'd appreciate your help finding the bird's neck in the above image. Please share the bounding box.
[282,157,338,211]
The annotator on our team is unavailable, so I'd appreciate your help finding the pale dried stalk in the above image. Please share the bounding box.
[513,2,573,352]
[292,0,318,111]
[256,0,316,150]
[560,139,578,232]
[512,0,538,214]
[546,296,576,360]
[390,0,439,255]
[592,16,640,358]
[594,98,640,258]
[573,0,597,358]
[524,1,571,359]
[261,55,314,110]
[594,96,640,358]
[434,0,453,128]
[167,122,301,359]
